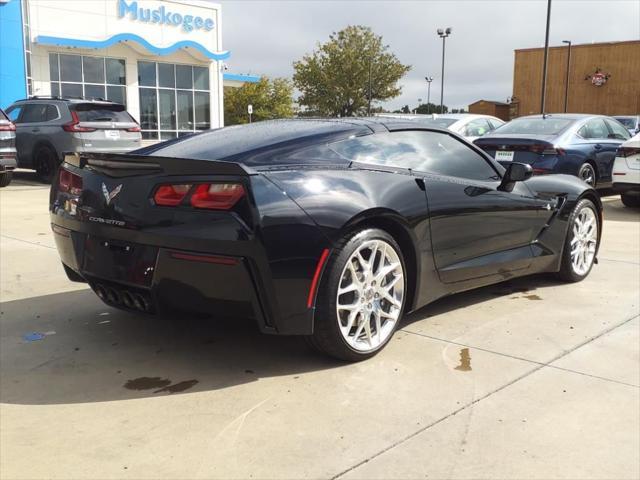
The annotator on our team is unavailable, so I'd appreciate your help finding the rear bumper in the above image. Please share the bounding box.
[612,182,640,194]
[51,219,315,335]
[0,151,17,170]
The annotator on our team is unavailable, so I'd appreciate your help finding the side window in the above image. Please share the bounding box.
[464,119,492,137]
[488,119,504,130]
[604,119,631,140]
[5,105,22,123]
[579,119,609,139]
[329,131,499,181]
[45,104,59,122]
[20,104,48,123]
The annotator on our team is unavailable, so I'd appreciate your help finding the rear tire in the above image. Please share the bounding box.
[0,172,12,188]
[307,228,407,362]
[556,199,599,283]
[34,145,58,184]
[578,163,597,187]
[621,192,640,208]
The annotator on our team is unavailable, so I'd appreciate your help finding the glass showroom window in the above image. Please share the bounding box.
[49,53,127,105]
[137,61,210,140]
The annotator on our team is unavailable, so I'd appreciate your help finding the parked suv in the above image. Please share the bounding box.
[5,97,141,182]
[0,108,17,187]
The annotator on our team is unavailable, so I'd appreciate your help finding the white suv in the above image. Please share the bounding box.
[613,133,640,207]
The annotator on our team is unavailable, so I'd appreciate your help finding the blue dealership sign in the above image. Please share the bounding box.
[117,0,214,32]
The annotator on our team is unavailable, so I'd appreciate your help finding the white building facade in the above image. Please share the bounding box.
[0,0,257,139]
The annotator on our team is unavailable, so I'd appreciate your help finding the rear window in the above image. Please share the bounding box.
[615,117,636,129]
[497,118,574,135]
[72,103,133,122]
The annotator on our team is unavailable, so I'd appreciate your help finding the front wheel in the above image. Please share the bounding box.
[307,229,407,362]
[556,199,599,282]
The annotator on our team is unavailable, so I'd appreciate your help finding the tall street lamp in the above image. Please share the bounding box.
[425,76,433,110]
[562,40,572,113]
[437,28,452,114]
[540,0,552,114]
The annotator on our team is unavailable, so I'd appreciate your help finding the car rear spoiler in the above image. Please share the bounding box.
[64,152,254,178]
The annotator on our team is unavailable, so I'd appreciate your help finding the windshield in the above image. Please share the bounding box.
[72,104,134,122]
[615,118,636,128]
[497,118,574,135]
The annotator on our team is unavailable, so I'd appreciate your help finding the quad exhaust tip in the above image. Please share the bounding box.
[94,283,151,312]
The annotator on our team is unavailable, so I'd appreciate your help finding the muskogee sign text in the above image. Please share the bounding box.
[118,0,215,32]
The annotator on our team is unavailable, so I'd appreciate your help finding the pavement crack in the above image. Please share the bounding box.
[331,313,639,480]
[0,234,55,250]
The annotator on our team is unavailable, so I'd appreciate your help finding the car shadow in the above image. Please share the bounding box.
[601,196,640,222]
[0,289,341,406]
[8,169,46,187]
[401,273,564,328]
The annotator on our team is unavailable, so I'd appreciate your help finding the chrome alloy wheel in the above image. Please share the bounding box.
[579,164,596,186]
[570,206,598,276]
[336,239,404,352]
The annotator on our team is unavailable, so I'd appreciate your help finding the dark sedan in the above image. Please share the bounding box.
[474,114,631,187]
[50,119,602,361]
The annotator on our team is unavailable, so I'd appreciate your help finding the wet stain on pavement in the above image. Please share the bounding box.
[124,377,171,391]
[454,348,472,372]
[523,294,542,300]
[154,380,199,394]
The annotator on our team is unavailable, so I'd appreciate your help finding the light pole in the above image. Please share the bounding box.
[562,40,572,113]
[414,98,422,114]
[540,0,552,114]
[425,76,433,111]
[437,28,452,114]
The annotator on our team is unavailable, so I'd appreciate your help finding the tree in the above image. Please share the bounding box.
[224,77,294,125]
[293,26,411,117]
[414,103,448,114]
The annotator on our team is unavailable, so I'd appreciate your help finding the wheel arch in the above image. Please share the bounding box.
[339,209,420,312]
[32,139,60,163]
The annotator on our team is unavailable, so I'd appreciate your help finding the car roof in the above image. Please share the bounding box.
[143,118,453,165]
[12,97,122,106]
[515,113,605,120]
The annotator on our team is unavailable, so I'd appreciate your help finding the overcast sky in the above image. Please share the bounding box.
[218,0,639,111]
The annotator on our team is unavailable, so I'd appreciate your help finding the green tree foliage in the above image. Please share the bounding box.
[224,77,294,125]
[293,25,411,117]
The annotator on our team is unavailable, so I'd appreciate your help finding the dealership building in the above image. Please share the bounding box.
[0,0,259,139]
[511,40,640,117]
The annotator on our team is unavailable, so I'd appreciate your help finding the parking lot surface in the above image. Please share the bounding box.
[1,173,639,479]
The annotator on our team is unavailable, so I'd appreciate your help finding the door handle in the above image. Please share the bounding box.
[594,144,602,150]
[31,128,40,133]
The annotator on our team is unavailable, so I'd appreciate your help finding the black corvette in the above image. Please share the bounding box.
[50,118,602,361]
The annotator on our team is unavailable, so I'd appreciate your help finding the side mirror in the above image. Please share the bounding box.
[498,162,533,192]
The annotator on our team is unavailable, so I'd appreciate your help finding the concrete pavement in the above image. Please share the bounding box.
[1,175,638,479]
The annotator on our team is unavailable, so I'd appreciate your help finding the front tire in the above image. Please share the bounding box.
[621,192,640,208]
[307,229,407,362]
[556,199,599,282]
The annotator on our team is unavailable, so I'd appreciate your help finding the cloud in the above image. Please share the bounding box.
[219,0,640,111]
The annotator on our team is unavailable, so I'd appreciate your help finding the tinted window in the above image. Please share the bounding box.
[330,131,499,181]
[579,119,609,139]
[106,58,126,85]
[158,63,175,88]
[498,118,573,135]
[45,105,58,121]
[176,65,193,89]
[138,61,156,87]
[72,104,133,122]
[83,56,105,83]
[488,119,504,130]
[193,67,209,90]
[20,104,48,123]
[605,119,631,140]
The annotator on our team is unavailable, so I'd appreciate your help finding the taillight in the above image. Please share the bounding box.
[190,183,245,210]
[530,144,564,155]
[58,168,83,195]
[62,111,97,132]
[0,122,16,131]
[126,125,141,132]
[619,147,640,157]
[153,184,192,206]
